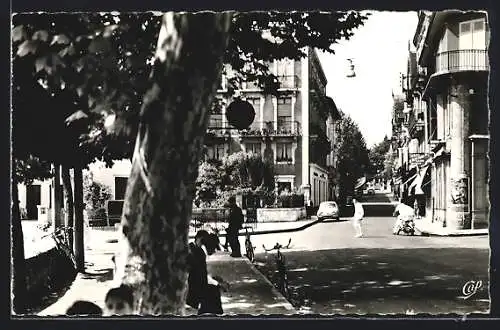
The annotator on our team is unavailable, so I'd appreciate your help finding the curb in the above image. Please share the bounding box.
[416,223,489,237]
[242,257,297,314]
[420,230,489,237]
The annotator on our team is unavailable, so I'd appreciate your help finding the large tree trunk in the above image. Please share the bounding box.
[11,180,27,314]
[52,164,63,228]
[73,166,85,271]
[116,12,232,315]
[62,166,74,248]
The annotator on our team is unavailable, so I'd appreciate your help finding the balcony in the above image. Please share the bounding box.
[435,49,489,75]
[278,75,299,89]
[239,75,299,91]
[407,112,425,138]
[240,120,301,138]
[206,118,236,137]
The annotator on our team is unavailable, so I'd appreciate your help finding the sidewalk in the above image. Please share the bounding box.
[38,232,295,316]
[90,218,319,241]
[415,218,489,236]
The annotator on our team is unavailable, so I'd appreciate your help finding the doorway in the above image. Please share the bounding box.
[26,184,41,220]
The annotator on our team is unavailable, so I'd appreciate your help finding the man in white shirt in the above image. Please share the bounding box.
[352,198,364,238]
[392,201,415,234]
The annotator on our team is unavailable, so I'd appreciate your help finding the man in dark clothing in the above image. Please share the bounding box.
[186,230,228,315]
[226,196,243,257]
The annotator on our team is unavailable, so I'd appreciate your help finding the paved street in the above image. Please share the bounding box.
[243,216,489,254]
[254,247,489,315]
[246,211,489,315]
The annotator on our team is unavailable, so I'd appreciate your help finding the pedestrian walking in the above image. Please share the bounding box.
[352,198,364,238]
[413,198,420,219]
[226,196,243,257]
[187,230,229,315]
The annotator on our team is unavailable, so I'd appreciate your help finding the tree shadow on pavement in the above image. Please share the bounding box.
[23,282,74,315]
[255,248,489,315]
[81,268,114,283]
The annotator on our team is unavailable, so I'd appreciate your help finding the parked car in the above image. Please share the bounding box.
[317,201,340,221]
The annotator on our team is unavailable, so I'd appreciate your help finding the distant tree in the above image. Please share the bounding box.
[382,148,396,180]
[334,112,370,201]
[83,171,112,220]
[368,135,391,176]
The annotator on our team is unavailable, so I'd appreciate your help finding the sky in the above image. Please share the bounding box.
[317,11,419,148]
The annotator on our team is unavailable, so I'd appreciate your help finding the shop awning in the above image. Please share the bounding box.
[409,165,430,195]
[402,173,418,186]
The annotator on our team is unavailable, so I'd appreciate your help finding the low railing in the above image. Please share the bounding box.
[206,118,237,136]
[240,120,301,137]
[435,49,489,74]
[206,120,301,137]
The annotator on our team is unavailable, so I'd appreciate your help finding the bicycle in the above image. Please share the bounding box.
[243,226,255,262]
[42,226,77,270]
[263,238,292,300]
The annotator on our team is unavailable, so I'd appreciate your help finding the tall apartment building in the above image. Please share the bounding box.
[204,48,340,206]
[398,10,490,231]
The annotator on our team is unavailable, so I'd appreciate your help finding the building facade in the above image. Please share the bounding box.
[19,48,340,220]
[397,10,490,230]
[203,47,340,206]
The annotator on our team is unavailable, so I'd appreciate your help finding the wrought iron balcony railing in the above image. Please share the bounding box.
[407,112,425,138]
[240,120,301,137]
[206,120,301,137]
[435,49,489,74]
[240,75,299,90]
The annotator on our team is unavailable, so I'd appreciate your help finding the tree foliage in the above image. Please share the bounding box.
[83,171,112,211]
[13,155,53,185]
[334,111,370,200]
[368,135,391,176]
[12,11,369,164]
[195,151,275,207]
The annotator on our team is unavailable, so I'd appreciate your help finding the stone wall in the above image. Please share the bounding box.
[257,207,306,222]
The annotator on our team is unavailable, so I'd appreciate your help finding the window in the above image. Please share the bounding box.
[246,143,261,155]
[247,98,261,129]
[209,98,224,128]
[459,19,487,69]
[276,59,293,76]
[277,182,292,194]
[115,177,128,200]
[276,143,293,162]
[277,59,294,88]
[277,97,292,131]
[442,94,449,137]
[206,144,226,161]
[460,20,486,50]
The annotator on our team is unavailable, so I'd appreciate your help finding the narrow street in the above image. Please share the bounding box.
[248,193,490,315]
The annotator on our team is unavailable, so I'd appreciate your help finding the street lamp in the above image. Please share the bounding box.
[346,58,356,78]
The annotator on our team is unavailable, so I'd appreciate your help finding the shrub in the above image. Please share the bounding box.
[83,173,112,211]
[277,193,305,208]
